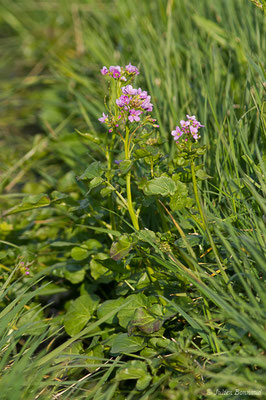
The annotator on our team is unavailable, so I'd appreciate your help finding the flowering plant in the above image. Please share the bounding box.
[97,63,159,231]
[78,62,209,262]
[171,115,204,143]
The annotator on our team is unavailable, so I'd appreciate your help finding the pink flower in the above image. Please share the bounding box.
[141,96,153,111]
[171,126,183,141]
[98,113,108,123]
[128,109,142,122]
[190,126,198,134]
[172,115,204,143]
[122,85,138,95]
[180,120,190,127]
[116,95,131,108]
[138,90,148,99]
[109,65,121,79]
[125,63,139,75]
[101,66,108,75]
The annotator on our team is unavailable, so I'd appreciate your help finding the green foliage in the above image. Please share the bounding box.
[111,334,146,354]
[143,176,177,196]
[0,0,265,398]
[64,294,99,336]
[4,194,50,216]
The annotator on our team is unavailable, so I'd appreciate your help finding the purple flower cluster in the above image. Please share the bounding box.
[115,85,153,123]
[100,63,139,81]
[99,64,158,131]
[99,84,155,127]
[171,115,204,143]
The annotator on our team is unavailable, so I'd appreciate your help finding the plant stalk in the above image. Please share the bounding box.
[125,127,139,230]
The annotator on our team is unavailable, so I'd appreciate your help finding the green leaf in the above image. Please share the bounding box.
[170,181,189,211]
[4,194,50,215]
[100,186,115,197]
[110,235,132,261]
[262,100,266,131]
[64,294,99,337]
[119,160,132,175]
[116,360,146,380]
[90,176,104,189]
[51,241,76,247]
[97,298,125,324]
[64,340,84,355]
[85,344,104,372]
[90,254,113,282]
[196,169,212,180]
[138,229,157,242]
[116,360,152,390]
[136,375,152,390]
[174,155,186,166]
[143,177,176,196]
[117,293,150,328]
[96,257,125,274]
[128,307,164,334]
[71,246,89,261]
[50,191,69,202]
[134,148,151,159]
[134,146,158,160]
[111,333,145,354]
[79,161,103,180]
[76,130,101,144]
[85,239,102,250]
[64,264,86,284]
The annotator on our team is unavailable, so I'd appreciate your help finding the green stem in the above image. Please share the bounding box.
[191,159,236,300]
[125,127,139,230]
[106,139,116,231]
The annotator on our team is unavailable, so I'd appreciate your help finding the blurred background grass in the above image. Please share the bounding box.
[0,0,265,164]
